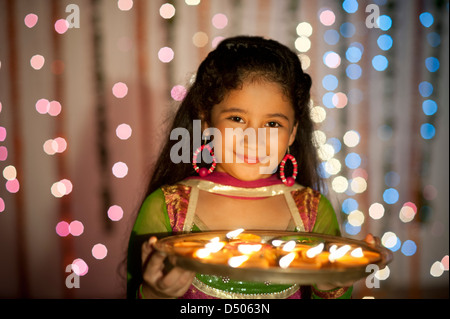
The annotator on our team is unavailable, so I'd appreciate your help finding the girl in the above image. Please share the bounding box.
[127,36,372,299]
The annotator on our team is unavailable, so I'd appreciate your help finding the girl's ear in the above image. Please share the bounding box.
[288,123,298,146]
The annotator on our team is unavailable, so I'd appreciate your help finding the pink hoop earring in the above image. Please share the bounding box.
[193,144,216,177]
[279,153,298,187]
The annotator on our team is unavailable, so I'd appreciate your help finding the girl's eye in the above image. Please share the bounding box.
[229,116,244,123]
[266,121,281,128]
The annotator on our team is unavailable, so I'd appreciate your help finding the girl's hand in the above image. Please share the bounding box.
[314,233,381,291]
[140,236,196,299]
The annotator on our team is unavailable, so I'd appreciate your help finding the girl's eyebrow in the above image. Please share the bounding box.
[220,107,247,114]
[265,113,290,121]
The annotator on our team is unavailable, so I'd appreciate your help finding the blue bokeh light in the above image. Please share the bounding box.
[425,57,440,72]
[377,15,392,31]
[345,153,361,169]
[419,81,433,97]
[327,137,342,153]
[324,29,340,45]
[322,74,339,91]
[346,46,363,63]
[420,123,436,139]
[401,240,417,256]
[377,34,393,51]
[342,0,359,13]
[389,237,402,252]
[345,222,361,235]
[318,162,331,179]
[342,198,358,214]
[346,64,362,79]
[422,100,438,116]
[427,32,441,47]
[383,188,399,204]
[419,12,434,28]
[384,171,400,187]
[322,92,335,108]
[340,22,356,38]
[372,55,389,71]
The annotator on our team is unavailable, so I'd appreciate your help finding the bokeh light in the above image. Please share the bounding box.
[324,30,340,45]
[193,32,209,48]
[319,9,336,26]
[430,261,444,277]
[30,55,45,70]
[350,176,367,193]
[420,123,436,139]
[116,123,132,140]
[375,266,391,281]
[323,51,341,68]
[107,205,124,221]
[48,100,62,117]
[0,146,8,161]
[295,36,311,53]
[425,57,440,72]
[322,74,338,91]
[377,34,393,51]
[327,137,341,153]
[69,220,84,236]
[399,203,417,223]
[332,176,348,193]
[345,153,361,169]
[118,0,133,11]
[324,158,341,175]
[382,231,401,251]
[112,161,128,178]
[419,12,434,28]
[383,188,399,204]
[369,202,385,220]
[54,19,69,34]
[185,0,200,5]
[332,92,348,108]
[24,13,38,28]
[384,171,400,187]
[346,64,362,80]
[342,198,358,214]
[6,179,20,193]
[3,165,17,181]
[342,0,359,13]
[171,85,187,101]
[35,98,50,114]
[377,15,392,31]
[348,210,365,227]
[318,144,335,161]
[0,126,6,142]
[56,221,70,237]
[72,258,88,276]
[0,197,5,213]
[346,46,362,63]
[372,55,389,71]
[427,32,441,47]
[310,106,327,123]
[422,99,438,116]
[296,22,313,37]
[159,3,175,19]
[401,240,417,256]
[340,22,356,38]
[212,13,228,29]
[92,244,108,260]
[343,130,360,147]
[158,47,174,63]
[419,81,433,97]
[112,82,128,98]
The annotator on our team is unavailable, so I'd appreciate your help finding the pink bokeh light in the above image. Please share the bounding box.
[319,9,336,26]
[24,13,38,28]
[112,161,128,178]
[0,126,6,142]
[0,197,5,213]
[72,258,88,276]
[107,205,124,221]
[212,13,228,29]
[171,85,187,101]
[112,82,128,98]
[48,101,62,116]
[158,47,174,63]
[35,98,50,114]
[69,220,84,236]
[30,55,45,70]
[0,146,8,161]
[54,19,69,34]
[116,124,132,140]
[92,244,108,260]
[56,221,70,237]
[6,179,20,193]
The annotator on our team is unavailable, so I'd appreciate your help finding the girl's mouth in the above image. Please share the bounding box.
[235,152,261,164]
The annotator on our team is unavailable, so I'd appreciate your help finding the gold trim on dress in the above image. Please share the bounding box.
[192,278,300,299]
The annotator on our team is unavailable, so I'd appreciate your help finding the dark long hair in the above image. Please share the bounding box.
[144,36,323,198]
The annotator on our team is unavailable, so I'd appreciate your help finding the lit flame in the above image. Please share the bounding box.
[195,248,211,259]
[205,241,225,253]
[226,228,245,239]
[228,255,249,268]
[271,240,284,247]
[282,240,297,252]
[279,252,296,269]
[350,247,364,258]
[238,244,262,254]
[329,245,351,262]
[306,243,324,258]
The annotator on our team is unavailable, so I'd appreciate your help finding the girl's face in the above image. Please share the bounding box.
[206,80,297,181]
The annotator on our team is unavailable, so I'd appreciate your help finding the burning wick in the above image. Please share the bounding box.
[329,245,351,262]
[271,240,284,247]
[279,252,296,269]
[350,247,364,258]
[228,255,249,268]
[226,228,245,239]
[306,243,324,258]
[238,244,262,254]
[282,240,297,252]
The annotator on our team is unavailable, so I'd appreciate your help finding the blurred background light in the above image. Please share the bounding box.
[345,152,361,169]
[377,15,392,31]
[383,188,399,204]
[419,81,433,97]
[340,22,356,38]
[342,0,359,13]
[419,12,434,28]
[322,74,338,91]
[346,64,362,79]
[324,29,340,45]
[422,99,438,115]
[369,202,385,220]
[319,9,336,26]
[377,34,393,51]
[421,123,436,139]
[425,57,440,72]
[372,55,389,71]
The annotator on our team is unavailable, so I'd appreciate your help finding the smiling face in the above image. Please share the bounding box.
[205,80,297,181]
